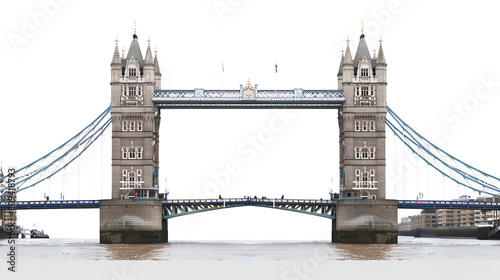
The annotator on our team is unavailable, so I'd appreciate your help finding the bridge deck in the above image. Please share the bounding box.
[152,89,345,109]
[1,199,499,210]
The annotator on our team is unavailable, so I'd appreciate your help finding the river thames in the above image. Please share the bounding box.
[1,236,499,279]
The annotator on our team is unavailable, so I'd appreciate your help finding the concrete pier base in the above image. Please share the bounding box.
[332,199,398,244]
[100,199,167,244]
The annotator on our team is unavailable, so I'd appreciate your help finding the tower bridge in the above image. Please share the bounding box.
[2,28,500,244]
[103,28,396,244]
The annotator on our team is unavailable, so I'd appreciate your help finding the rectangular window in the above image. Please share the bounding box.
[129,148,136,159]
[371,87,375,96]
[129,121,135,131]
[122,148,127,159]
[137,147,143,159]
[370,169,375,176]
[129,68,137,77]
[355,148,360,159]
[122,121,128,131]
[138,86,143,96]
[361,148,369,159]
[129,86,136,96]
[354,121,360,131]
[370,148,376,159]
[355,169,360,176]
[370,121,376,131]
[362,121,368,131]
[122,86,127,96]
[137,121,143,131]
[137,169,142,177]
[361,87,369,96]
[122,169,128,176]
[355,87,360,96]
[360,68,368,77]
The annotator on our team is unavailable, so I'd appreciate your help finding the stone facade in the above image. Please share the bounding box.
[110,33,162,199]
[337,34,387,200]
[100,199,166,243]
[333,199,398,243]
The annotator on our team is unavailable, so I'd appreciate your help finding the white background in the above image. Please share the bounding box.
[1,0,499,240]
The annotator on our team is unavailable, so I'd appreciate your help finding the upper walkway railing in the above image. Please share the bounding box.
[153,89,345,108]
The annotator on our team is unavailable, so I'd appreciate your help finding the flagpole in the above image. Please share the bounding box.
[274,62,277,94]
[221,61,224,92]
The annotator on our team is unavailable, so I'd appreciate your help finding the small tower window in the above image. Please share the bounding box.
[138,86,143,96]
[137,147,143,159]
[360,68,369,77]
[361,148,369,159]
[354,121,360,131]
[129,147,136,159]
[122,147,128,159]
[137,121,143,131]
[370,121,376,131]
[122,121,128,131]
[128,86,136,96]
[129,121,135,131]
[129,68,137,77]
[362,121,368,131]
[361,87,369,96]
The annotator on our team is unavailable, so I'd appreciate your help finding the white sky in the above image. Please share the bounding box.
[1,0,500,240]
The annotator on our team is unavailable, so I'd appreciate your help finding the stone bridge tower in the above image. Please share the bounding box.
[101,30,166,244]
[334,32,397,243]
[338,33,387,200]
[110,31,162,200]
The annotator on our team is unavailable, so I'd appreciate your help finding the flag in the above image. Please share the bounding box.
[275,63,278,74]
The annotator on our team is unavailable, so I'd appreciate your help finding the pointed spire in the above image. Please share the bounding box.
[154,47,161,74]
[144,36,154,65]
[344,37,353,65]
[377,37,386,65]
[337,48,344,76]
[111,36,121,64]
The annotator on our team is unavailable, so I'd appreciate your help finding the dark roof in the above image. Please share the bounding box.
[125,35,144,68]
[353,34,371,69]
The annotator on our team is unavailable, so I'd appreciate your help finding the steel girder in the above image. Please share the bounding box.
[162,198,336,219]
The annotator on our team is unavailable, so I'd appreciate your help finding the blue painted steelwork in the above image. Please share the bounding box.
[162,198,336,219]
[0,200,100,210]
[398,200,500,210]
[153,89,344,108]
[386,106,500,196]
[0,106,112,197]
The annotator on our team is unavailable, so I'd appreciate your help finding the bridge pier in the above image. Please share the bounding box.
[99,199,166,244]
[332,199,398,244]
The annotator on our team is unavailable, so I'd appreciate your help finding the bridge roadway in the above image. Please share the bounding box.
[2,199,500,214]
